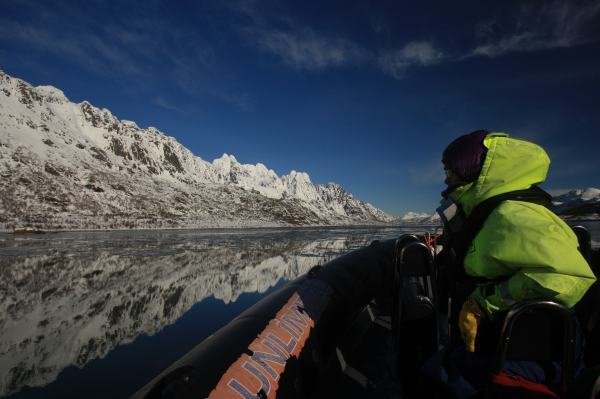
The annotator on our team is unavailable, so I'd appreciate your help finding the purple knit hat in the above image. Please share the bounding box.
[442,130,489,182]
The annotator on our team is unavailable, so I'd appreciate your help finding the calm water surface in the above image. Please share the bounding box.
[0,226,433,398]
[0,222,598,398]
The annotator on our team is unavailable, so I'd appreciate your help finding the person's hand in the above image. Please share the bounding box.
[459,297,483,352]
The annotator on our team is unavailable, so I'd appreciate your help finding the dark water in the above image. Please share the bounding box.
[0,222,598,399]
[0,226,433,399]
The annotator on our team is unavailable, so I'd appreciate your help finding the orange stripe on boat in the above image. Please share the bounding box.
[208,292,315,399]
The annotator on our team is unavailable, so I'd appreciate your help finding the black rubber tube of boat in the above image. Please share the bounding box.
[131,238,396,399]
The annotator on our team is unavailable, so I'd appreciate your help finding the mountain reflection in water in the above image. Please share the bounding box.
[0,226,434,398]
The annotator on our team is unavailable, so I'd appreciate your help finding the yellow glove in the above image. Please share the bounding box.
[458,297,484,352]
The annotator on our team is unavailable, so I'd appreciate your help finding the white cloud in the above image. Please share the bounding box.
[251,28,369,70]
[472,1,600,57]
[0,5,252,110]
[378,41,445,79]
[152,97,185,114]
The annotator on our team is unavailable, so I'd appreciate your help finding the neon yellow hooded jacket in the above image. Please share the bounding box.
[447,133,596,316]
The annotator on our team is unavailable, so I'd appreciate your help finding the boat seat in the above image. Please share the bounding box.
[485,300,577,399]
[392,235,435,327]
[572,225,592,265]
[391,236,439,396]
[392,237,437,331]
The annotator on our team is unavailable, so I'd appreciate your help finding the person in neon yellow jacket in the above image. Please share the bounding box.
[439,130,596,353]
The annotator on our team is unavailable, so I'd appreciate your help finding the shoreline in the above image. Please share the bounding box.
[0,222,444,235]
[2,217,597,235]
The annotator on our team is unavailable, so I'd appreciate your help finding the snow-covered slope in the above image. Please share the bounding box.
[0,71,394,230]
[399,211,441,225]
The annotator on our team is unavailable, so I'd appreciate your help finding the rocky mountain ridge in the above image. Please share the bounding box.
[0,70,394,230]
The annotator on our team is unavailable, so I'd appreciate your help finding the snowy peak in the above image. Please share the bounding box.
[283,171,321,202]
[399,211,441,225]
[34,85,68,104]
[0,71,393,229]
[553,188,600,204]
[209,153,284,198]
[552,187,600,219]
[401,212,431,221]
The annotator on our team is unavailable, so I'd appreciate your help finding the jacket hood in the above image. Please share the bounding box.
[448,133,550,215]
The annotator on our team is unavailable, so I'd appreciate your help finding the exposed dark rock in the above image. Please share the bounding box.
[84,184,104,193]
[44,163,60,176]
[109,183,128,192]
[107,123,120,133]
[109,138,131,159]
[83,270,103,278]
[7,363,34,392]
[41,288,57,301]
[162,286,184,317]
[131,142,151,165]
[80,102,103,128]
[163,144,184,173]
[76,338,98,366]
[89,147,111,167]
[107,302,130,326]
[42,195,66,205]
[129,298,148,319]
[17,81,42,108]
[88,296,109,317]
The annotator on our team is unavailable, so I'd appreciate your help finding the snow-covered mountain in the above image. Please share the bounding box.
[0,71,394,230]
[399,211,441,225]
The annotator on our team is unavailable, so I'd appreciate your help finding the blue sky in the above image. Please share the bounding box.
[1,0,599,216]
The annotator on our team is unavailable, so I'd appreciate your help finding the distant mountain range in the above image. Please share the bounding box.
[1,71,596,230]
[398,188,600,225]
[399,211,441,225]
[0,70,394,230]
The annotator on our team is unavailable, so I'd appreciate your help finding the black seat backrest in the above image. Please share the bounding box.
[391,236,437,353]
[502,306,566,361]
[399,241,434,277]
[491,300,576,397]
[572,225,593,264]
